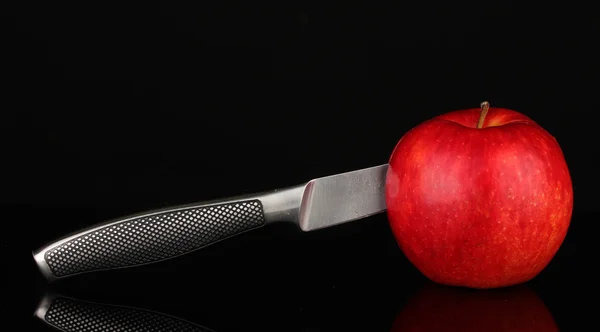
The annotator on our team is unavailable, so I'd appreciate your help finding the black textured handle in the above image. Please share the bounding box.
[42,296,213,331]
[41,199,265,278]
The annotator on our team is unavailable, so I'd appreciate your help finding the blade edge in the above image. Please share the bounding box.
[298,164,388,231]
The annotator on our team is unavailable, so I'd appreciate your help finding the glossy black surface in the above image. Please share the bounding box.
[5,4,594,331]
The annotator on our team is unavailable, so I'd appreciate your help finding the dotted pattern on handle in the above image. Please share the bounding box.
[44,297,210,332]
[44,200,265,277]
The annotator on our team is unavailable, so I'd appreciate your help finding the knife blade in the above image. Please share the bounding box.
[33,164,388,281]
[34,292,216,331]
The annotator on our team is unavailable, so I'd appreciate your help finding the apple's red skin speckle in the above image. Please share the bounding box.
[385,107,573,289]
[391,284,558,332]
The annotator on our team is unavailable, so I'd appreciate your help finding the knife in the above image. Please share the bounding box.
[34,292,216,332]
[33,164,388,281]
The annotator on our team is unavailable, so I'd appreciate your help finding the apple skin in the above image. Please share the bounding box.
[385,106,573,289]
[391,283,558,332]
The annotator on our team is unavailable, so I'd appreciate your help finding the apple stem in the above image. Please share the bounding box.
[476,101,490,129]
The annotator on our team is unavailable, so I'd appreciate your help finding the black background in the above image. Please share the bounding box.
[4,3,595,331]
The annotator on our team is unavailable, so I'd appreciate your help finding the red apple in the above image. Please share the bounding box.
[391,283,558,332]
[385,102,573,289]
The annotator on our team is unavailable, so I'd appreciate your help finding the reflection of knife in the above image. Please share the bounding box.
[33,164,388,281]
[34,293,216,332]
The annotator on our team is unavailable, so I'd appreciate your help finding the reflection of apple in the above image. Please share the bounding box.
[391,283,558,332]
[385,102,573,289]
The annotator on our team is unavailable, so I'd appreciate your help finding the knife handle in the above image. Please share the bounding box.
[35,293,215,331]
[33,185,305,281]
